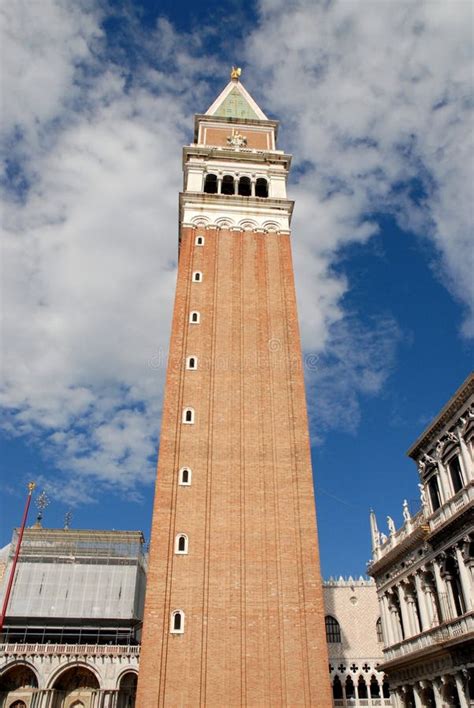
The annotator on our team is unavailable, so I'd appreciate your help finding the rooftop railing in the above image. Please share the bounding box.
[0,643,140,656]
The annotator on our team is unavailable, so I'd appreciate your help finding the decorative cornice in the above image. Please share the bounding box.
[407,373,474,460]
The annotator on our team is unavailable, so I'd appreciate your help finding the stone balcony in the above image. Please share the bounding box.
[381,610,474,665]
[369,481,473,572]
[428,481,474,532]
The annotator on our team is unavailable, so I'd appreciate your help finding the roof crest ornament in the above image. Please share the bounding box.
[230,66,242,81]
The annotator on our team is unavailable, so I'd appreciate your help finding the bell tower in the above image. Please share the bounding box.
[137,69,332,707]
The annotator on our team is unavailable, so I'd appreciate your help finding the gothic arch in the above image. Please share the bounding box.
[116,668,138,689]
[0,662,39,689]
[46,662,101,690]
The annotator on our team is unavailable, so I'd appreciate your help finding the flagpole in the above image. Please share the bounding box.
[0,481,36,635]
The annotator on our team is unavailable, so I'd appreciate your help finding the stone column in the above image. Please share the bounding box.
[457,430,473,482]
[437,459,451,501]
[251,178,256,197]
[454,672,469,708]
[432,558,450,621]
[398,586,412,638]
[455,544,472,611]
[404,583,421,635]
[413,684,424,708]
[380,594,394,645]
[391,688,403,708]
[432,680,443,707]
[217,176,222,194]
[388,601,402,643]
[414,572,429,631]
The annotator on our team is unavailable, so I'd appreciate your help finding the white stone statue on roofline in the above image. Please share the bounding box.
[402,499,411,523]
[387,516,396,536]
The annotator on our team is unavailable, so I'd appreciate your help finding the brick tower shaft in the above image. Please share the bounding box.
[137,72,332,707]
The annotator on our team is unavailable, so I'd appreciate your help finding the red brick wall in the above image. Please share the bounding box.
[137,225,332,706]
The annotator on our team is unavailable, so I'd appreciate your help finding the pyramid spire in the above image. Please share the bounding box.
[205,67,268,121]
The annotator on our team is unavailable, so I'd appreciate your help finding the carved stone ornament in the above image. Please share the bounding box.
[227,130,247,149]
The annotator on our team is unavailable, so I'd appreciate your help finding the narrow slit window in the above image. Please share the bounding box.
[179,467,192,486]
[192,271,202,282]
[189,311,200,324]
[182,407,195,424]
[175,534,188,554]
[195,235,204,246]
[186,356,197,370]
[171,610,184,634]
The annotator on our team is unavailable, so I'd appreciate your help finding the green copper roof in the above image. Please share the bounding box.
[213,86,260,120]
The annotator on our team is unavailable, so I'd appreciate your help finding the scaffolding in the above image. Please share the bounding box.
[0,528,147,640]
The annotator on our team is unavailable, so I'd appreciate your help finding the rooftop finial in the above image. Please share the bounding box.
[230,66,242,81]
[33,490,50,528]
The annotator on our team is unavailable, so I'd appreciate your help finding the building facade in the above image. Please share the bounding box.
[369,373,474,708]
[0,527,145,707]
[136,69,332,706]
[324,578,392,707]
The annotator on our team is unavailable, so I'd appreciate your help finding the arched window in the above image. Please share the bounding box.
[449,456,464,494]
[255,177,268,198]
[179,467,192,486]
[345,676,355,699]
[189,311,200,324]
[358,675,368,699]
[186,356,197,370]
[376,617,383,643]
[171,610,185,634]
[192,271,202,282]
[382,679,390,698]
[428,475,441,511]
[195,235,204,246]
[203,174,217,194]
[182,407,195,424]
[221,175,235,195]
[370,675,381,698]
[325,615,341,643]
[332,675,343,700]
[238,176,251,196]
[175,534,188,554]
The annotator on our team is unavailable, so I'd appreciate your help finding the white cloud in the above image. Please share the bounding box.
[1,0,471,502]
[247,0,474,336]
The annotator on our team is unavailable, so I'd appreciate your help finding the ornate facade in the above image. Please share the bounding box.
[324,578,392,707]
[136,70,331,706]
[368,373,474,708]
[0,528,145,707]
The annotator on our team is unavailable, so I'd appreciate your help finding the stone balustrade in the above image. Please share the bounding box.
[382,611,474,663]
[0,642,140,657]
[429,481,473,531]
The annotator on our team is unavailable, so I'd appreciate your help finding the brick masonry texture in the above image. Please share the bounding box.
[137,225,332,707]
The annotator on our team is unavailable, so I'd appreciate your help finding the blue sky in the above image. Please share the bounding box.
[1,0,473,578]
